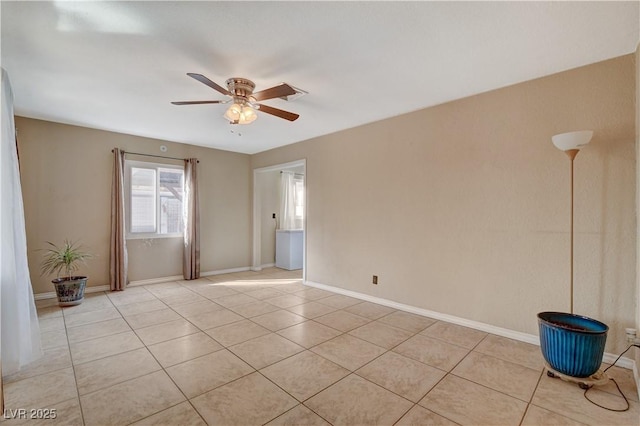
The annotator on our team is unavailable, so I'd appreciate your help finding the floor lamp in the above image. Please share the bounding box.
[551,130,593,314]
[539,130,608,382]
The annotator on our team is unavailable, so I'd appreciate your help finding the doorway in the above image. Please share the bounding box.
[252,159,306,281]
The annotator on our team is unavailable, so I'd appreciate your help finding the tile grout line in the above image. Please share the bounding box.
[23,272,302,424]
[62,294,108,426]
[130,280,304,424]
[67,330,144,367]
[255,310,446,424]
[411,330,492,425]
[254,305,456,421]
[518,369,545,426]
[66,287,411,423]
[31,272,634,425]
[165,281,367,423]
[254,367,334,424]
[68,293,176,425]
[75,294,209,424]
[443,333,544,406]
[37,281,417,402]
[259,404,330,426]
[136,332,210,426]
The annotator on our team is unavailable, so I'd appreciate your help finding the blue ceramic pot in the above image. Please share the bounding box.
[537,311,608,378]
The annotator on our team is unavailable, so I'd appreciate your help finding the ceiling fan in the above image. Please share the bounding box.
[172,73,300,124]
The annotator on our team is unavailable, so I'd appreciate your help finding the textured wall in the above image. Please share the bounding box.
[252,55,637,354]
[259,170,280,265]
[635,42,640,372]
[17,118,252,293]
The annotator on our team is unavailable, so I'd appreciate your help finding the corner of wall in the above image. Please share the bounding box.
[635,41,640,394]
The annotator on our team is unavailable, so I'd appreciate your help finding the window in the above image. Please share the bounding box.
[280,171,305,230]
[125,160,184,238]
[293,177,305,223]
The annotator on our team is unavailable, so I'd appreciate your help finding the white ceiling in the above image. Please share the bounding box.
[2,1,639,155]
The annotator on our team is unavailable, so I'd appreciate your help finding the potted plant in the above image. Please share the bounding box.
[41,240,93,306]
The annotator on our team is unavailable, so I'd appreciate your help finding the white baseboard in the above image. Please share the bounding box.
[128,266,253,286]
[304,280,636,371]
[128,275,184,287]
[201,266,251,277]
[251,263,276,272]
[34,266,253,299]
[603,351,635,370]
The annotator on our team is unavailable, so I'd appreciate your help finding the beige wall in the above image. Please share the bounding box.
[17,118,252,294]
[15,55,637,356]
[259,170,280,265]
[252,55,637,354]
[635,43,640,375]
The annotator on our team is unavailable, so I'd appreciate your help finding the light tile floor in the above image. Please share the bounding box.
[2,268,638,425]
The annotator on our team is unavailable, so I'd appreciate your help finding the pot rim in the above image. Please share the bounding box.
[52,276,88,284]
[537,311,608,334]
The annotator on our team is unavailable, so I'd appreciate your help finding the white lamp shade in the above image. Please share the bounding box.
[224,104,257,124]
[224,103,242,122]
[238,106,257,124]
[552,130,593,151]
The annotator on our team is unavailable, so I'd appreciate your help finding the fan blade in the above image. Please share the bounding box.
[252,83,297,101]
[171,100,224,105]
[187,73,231,96]
[257,104,299,121]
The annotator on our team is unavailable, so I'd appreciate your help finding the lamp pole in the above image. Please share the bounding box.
[552,130,592,315]
[565,149,579,315]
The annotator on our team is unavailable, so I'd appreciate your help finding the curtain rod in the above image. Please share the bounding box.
[111,149,199,163]
[280,171,304,177]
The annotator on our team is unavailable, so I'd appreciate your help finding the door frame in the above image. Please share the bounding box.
[252,159,307,281]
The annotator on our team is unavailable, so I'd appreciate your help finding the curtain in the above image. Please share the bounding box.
[1,68,43,375]
[110,148,128,290]
[279,171,304,230]
[183,158,200,280]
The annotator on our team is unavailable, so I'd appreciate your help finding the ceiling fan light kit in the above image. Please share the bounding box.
[172,73,302,125]
[223,103,257,124]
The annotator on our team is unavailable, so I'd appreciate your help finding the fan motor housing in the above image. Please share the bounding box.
[226,78,255,97]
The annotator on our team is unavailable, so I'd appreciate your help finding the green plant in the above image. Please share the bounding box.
[40,240,93,280]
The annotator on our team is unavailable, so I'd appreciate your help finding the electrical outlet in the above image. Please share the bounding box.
[625,328,637,343]
[372,275,378,285]
[272,213,276,219]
